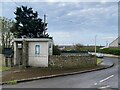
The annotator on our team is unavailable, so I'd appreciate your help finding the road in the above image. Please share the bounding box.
[2,57,119,89]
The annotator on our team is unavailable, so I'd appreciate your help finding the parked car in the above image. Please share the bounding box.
[96,53,104,58]
[88,52,104,58]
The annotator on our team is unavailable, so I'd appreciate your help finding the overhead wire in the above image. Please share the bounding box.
[10,0,21,6]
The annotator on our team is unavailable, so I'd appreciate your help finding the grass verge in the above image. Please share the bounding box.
[97,58,103,65]
[0,66,11,72]
[6,80,17,85]
[2,65,105,83]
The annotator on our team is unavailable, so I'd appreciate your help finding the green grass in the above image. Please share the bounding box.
[0,66,11,71]
[6,80,17,85]
[97,58,103,65]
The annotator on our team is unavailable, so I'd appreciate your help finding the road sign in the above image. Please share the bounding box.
[4,48,13,58]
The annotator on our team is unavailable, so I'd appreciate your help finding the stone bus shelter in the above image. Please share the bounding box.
[14,38,53,67]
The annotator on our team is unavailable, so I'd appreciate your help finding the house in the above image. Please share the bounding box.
[109,36,120,47]
[14,38,53,67]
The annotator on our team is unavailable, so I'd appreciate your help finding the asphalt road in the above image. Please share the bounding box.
[2,57,119,89]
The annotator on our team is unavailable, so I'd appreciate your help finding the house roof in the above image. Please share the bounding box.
[14,38,53,42]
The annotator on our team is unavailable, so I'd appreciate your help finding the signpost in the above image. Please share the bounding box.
[4,48,13,67]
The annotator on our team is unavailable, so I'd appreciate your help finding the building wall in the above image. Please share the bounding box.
[28,42,48,67]
[109,39,118,47]
[48,41,53,55]
[14,42,22,65]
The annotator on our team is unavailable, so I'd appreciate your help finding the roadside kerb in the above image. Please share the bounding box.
[104,54,119,58]
[1,63,114,85]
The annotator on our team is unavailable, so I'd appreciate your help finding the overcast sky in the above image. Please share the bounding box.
[0,0,119,46]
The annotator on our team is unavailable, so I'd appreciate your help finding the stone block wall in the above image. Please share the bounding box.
[49,55,97,68]
[0,54,4,66]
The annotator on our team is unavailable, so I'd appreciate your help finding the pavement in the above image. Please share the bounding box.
[2,57,118,89]
[90,52,119,58]
[103,54,119,58]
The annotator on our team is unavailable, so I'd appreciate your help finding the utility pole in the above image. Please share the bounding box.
[95,35,97,55]
[106,41,108,47]
[44,14,46,35]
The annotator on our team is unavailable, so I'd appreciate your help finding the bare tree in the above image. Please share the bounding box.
[0,17,14,53]
[74,43,84,51]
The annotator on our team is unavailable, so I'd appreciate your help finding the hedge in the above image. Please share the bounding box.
[99,48,120,55]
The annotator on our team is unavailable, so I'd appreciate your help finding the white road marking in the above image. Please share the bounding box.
[94,83,97,85]
[99,85,110,89]
[99,75,114,83]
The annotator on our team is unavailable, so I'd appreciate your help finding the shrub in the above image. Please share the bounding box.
[53,45,61,55]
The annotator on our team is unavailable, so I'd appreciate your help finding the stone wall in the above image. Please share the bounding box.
[0,54,5,66]
[49,55,97,68]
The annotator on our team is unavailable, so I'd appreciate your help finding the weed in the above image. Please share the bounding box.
[6,80,17,85]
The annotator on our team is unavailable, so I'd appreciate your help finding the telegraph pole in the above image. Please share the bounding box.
[95,35,97,55]
[44,14,46,35]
